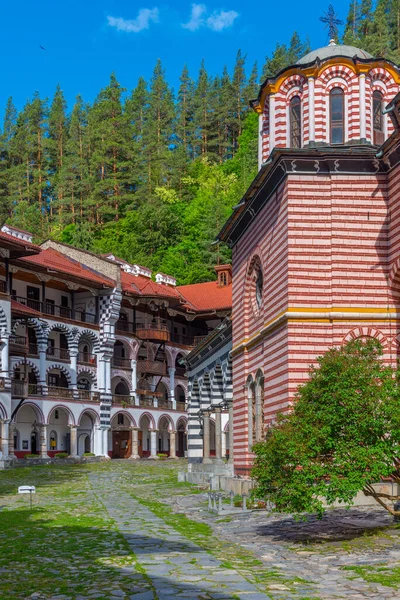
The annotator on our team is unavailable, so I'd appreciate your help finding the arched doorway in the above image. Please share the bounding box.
[177,419,187,457]
[158,416,171,455]
[78,411,95,456]
[48,407,72,456]
[31,430,38,454]
[14,404,43,458]
[111,412,132,459]
[138,414,152,457]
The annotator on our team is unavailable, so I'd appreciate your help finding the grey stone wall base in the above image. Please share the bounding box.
[3,456,106,469]
[188,461,234,477]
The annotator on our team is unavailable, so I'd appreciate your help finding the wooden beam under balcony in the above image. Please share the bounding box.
[137,360,167,376]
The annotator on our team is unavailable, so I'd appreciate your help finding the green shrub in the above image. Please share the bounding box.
[157,453,168,460]
[83,452,95,457]
[54,452,69,459]
[24,454,38,459]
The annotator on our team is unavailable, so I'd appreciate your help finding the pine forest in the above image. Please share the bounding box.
[1,0,400,284]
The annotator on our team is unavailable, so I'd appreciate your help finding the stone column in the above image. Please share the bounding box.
[359,73,366,141]
[129,427,140,460]
[168,367,176,409]
[131,359,139,405]
[69,425,79,458]
[168,430,178,459]
[308,76,315,143]
[0,419,9,458]
[0,334,9,378]
[70,350,78,389]
[202,410,212,464]
[214,407,223,462]
[39,424,48,458]
[221,426,227,459]
[228,401,234,463]
[269,94,276,152]
[38,343,48,394]
[149,429,158,459]
[8,422,15,458]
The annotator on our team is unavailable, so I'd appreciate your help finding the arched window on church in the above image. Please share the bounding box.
[330,88,344,144]
[373,90,384,145]
[290,96,301,148]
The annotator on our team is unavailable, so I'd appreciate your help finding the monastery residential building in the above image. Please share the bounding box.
[0,228,231,462]
[186,40,400,482]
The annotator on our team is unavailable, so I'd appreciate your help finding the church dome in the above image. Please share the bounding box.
[296,40,373,65]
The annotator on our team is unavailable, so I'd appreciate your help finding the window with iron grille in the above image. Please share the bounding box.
[290,96,301,148]
[330,88,344,144]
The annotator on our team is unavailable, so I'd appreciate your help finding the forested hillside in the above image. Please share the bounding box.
[1,0,400,284]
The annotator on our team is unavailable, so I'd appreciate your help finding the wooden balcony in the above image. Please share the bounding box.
[116,320,135,334]
[9,335,28,355]
[76,390,100,402]
[176,401,186,411]
[11,381,43,398]
[112,394,134,405]
[112,356,131,369]
[48,386,74,399]
[11,295,98,325]
[77,352,97,366]
[136,389,163,398]
[136,323,170,343]
[46,347,70,361]
[158,398,173,409]
[0,280,7,294]
[137,360,167,376]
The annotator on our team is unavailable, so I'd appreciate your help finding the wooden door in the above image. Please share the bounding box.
[113,431,130,459]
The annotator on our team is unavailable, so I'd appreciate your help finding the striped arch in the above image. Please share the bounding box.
[46,363,72,385]
[319,64,355,87]
[77,367,97,387]
[0,402,7,419]
[342,326,388,350]
[47,404,75,426]
[12,359,41,382]
[12,318,47,345]
[388,256,400,293]
[127,338,141,360]
[158,413,174,431]
[139,411,156,430]
[325,78,349,93]
[47,322,76,348]
[111,371,132,390]
[77,329,100,352]
[159,378,171,394]
[176,416,188,431]
[367,67,395,87]
[14,401,45,424]
[279,74,306,95]
[111,410,137,427]
[77,408,100,426]
[163,346,174,368]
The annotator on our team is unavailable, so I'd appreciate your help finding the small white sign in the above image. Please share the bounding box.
[18,485,36,494]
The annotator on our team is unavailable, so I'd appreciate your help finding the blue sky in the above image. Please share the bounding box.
[1,0,352,116]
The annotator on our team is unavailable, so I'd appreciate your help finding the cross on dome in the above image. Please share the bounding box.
[320,4,343,40]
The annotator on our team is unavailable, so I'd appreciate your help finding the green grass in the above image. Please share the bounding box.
[341,564,400,588]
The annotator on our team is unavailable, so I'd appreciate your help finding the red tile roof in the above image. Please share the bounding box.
[11,299,42,316]
[21,249,114,288]
[0,231,41,251]
[178,281,232,312]
[121,271,182,301]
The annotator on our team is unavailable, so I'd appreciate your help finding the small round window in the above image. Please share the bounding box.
[256,269,263,309]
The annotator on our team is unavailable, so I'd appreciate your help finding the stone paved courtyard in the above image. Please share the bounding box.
[1,461,400,599]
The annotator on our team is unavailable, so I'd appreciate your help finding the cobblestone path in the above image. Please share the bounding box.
[88,471,271,600]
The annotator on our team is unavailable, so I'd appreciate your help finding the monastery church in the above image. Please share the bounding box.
[185,39,400,484]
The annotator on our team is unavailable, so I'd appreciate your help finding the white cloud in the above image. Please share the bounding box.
[206,9,238,31]
[181,4,207,31]
[107,8,159,33]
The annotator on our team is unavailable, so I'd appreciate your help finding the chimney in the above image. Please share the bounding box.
[215,264,232,287]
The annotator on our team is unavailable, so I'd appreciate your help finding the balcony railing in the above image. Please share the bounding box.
[0,377,5,390]
[28,343,38,356]
[176,401,186,411]
[76,390,100,402]
[115,320,136,334]
[137,360,167,376]
[136,322,170,342]
[158,398,173,409]
[112,356,131,369]
[46,347,70,361]
[0,280,7,294]
[11,381,43,397]
[48,386,74,399]
[11,296,98,325]
[77,352,97,366]
[112,394,133,405]
[9,335,28,355]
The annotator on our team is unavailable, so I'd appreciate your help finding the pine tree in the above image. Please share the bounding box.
[88,73,134,223]
[365,0,393,56]
[177,65,195,158]
[0,98,17,223]
[262,43,289,80]
[193,60,211,157]
[243,62,259,105]
[48,85,68,220]
[232,50,247,147]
